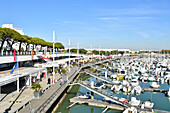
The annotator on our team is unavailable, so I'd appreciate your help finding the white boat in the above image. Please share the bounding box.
[113,80,120,85]
[132,86,142,95]
[140,67,146,74]
[144,100,154,109]
[111,85,122,92]
[150,82,160,88]
[160,78,164,84]
[131,79,139,87]
[123,107,137,113]
[91,81,105,89]
[148,76,156,82]
[122,80,129,86]
[78,94,89,99]
[119,97,127,102]
[166,88,170,97]
[110,74,117,79]
[130,97,141,107]
[123,86,131,93]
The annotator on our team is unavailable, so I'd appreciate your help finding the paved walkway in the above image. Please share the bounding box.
[0,72,61,113]
[19,67,79,113]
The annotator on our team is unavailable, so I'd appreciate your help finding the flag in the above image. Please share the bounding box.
[64,51,65,56]
[14,49,16,61]
[10,62,18,74]
[31,49,33,60]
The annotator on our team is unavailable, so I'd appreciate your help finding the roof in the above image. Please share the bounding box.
[0,67,46,87]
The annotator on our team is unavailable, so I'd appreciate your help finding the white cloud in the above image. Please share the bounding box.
[137,32,150,38]
[97,17,119,20]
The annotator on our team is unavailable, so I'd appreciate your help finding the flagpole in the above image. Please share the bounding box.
[91,45,92,62]
[53,31,55,84]
[68,39,70,84]
[17,50,20,92]
[77,42,79,66]
[99,46,100,60]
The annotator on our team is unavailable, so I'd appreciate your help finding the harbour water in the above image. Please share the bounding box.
[55,74,170,113]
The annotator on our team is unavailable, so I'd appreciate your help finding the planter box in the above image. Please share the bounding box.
[33,91,42,98]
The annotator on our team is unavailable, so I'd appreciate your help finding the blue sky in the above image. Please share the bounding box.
[0,0,170,50]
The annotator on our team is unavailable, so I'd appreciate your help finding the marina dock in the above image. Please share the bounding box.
[69,97,124,111]
[142,87,168,92]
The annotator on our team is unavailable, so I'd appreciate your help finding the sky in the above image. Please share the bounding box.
[0,0,170,50]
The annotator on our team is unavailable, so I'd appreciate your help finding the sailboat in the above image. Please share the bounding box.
[123,66,138,113]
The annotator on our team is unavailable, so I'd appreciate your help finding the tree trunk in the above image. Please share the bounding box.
[19,42,22,52]
[0,39,5,51]
[40,45,42,52]
[6,39,11,50]
[26,44,28,51]
[10,41,15,51]
[26,43,30,51]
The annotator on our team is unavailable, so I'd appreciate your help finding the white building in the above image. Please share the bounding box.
[2,24,24,35]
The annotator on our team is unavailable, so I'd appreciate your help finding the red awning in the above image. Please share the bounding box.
[42,56,49,59]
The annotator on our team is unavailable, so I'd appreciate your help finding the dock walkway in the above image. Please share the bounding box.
[69,97,124,111]
[73,82,129,107]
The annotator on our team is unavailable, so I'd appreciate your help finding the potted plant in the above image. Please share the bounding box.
[61,68,67,76]
[31,83,42,98]
[72,62,76,67]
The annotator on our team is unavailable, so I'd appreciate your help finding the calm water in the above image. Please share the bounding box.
[55,75,170,113]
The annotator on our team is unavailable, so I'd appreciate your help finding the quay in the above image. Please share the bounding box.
[18,59,112,113]
[69,97,124,111]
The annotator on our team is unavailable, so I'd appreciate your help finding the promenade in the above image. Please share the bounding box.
[18,60,111,113]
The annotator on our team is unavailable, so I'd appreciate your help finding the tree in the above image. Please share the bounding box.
[0,28,21,51]
[61,68,67,74]
[31,37,42,51]
[92,50,99,55]
[31,83,42,92]
[0,28,6,51]
[55,42,64,51]
[24,36,32,51]
[111,50,118,55]
[18,35,28,51]
[70,48,77,53]
[79,48,87,54]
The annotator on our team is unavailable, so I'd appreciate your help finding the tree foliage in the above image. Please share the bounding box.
[79,48,87,54]
[0,27,65,51]
[70,48,77,53]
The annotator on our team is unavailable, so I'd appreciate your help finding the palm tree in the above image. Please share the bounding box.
[61,68,67,74]
[31,83,42,92]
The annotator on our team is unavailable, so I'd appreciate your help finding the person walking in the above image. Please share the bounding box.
[60,78,63,86]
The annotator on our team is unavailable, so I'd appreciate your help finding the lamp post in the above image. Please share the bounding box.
[52,31,55,84]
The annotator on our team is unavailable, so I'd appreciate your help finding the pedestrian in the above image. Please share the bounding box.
[60,78,63,86]
[48,78,51,84]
